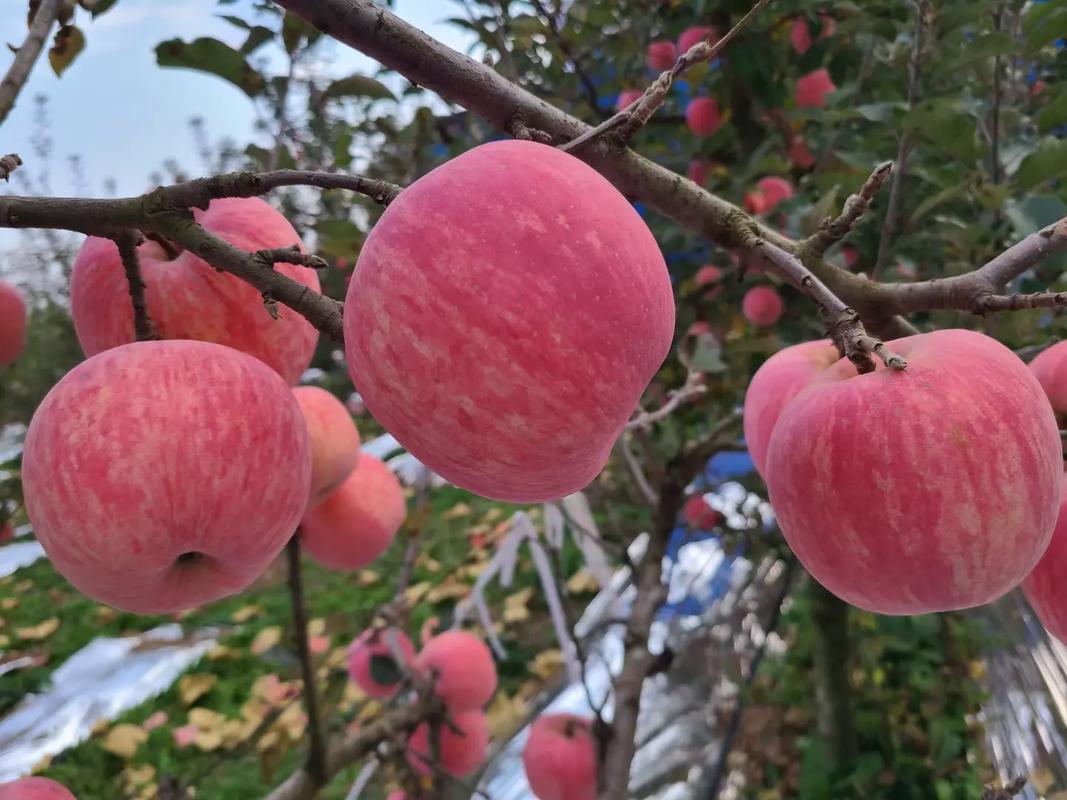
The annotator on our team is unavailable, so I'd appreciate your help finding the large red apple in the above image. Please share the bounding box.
[1028,341,1067,420]
[743,340,839,477]
[766,329,1062,615]
[1023,477,1067,643]
[293,386,362,506]
[343,140,674,502]
[0,278,27,367]
[70,197,320,384]
[414,630,498,711]
[0,777,77,800]
[301,454,406,570]
[522,713,598,800]
[407,710,490,777]
[21,340,310,614]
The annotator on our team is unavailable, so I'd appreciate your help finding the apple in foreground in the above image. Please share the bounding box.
[70,197,320,384]
[1023,477,1067,643]
[348,627,416,698]
[0,279,27,367]
[522,713,598,800]
[415,630,498,711]
[742,339,839,477]
[21,340,310,614]
[0,777,77,800]
[343,140,674,502]
[407,710,490,777]
[293,386,362,506]
[766,329,1062,614]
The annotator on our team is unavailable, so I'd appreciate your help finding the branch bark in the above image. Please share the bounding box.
[115,230,158,342]
[0,0,62,127]
[809,580,857,765]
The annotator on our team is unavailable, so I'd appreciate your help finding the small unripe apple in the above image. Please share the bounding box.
[0,278,27,367]
[522,713,598,800]
[347,627,416,698]
[742,286,784,327]
[415,630,498,711]
[293,386,362,506]
[678,26,717,53]
[407,710,490,777]
[21,340,311,613]
[645,41,678,70]
[795,68,836,109]
[685,98,722,137]
[301,454,406,571]
[0,777,77,800]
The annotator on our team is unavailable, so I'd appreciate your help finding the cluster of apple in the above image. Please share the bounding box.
[743,330,1067,634]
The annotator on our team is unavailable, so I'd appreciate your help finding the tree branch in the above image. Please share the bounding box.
[0,153,23,181]
[115,230,158,342]
[0,0,62,126]
[803,162,894,259]
[624,369,706,431]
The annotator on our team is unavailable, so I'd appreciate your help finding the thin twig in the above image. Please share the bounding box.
[625,370,706,431]
[0,154,23,181]
[0,0,62,126]
[977,291,1067,312]
[115,230,158,342]
[618,435,659,506]
[804,162,893,258]
[559,0,772,154]
[528,0,603,116]
[286,534,328,786]
[990,5,1005,185]
[254,245,329,270]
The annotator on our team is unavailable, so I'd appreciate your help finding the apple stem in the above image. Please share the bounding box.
[286,532,328,785]
[144,232,183,261]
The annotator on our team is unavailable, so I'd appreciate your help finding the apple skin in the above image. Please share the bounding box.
[615,89,643,111]
[743,339,840,477]
[293,386,362,506]
[20,340,311,614]
[795,68,837,109]
[645,41,678,70]
[0,279,27,367]
[407,710,490,777]
[414,630,498,711]
[694,265,723,286]
[301,454,406,571]
[685,98,722,137]
[70,197,320,385]
[741,286,784,327]
[678,26,716,53]
[788,135,816,169]
[343,140,674,502]
[347,627,416,698]
[522,713,598,800]
[1028,341,1067,420]
[1023,477,1067,643]
[0,777,77,800]
[756,177,794,210]
[766,329,1062,615]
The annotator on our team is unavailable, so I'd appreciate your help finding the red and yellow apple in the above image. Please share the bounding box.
[343,140,674,502]
[684,495,723,530]
[70,197,320,384]
[0,278,27,367]
[615,89,643,111]
[415,630,498,711]
[766,329,1062,614]
[293,386,362,506]
[522,713,598,800]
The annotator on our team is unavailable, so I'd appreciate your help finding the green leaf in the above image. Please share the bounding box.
[853,102,903,123]
[1014,138,1067,190]
[333,128,354,169]
[240,26,274,55]
[903,100,980,162]
[217,14,252,29]
[156,37,266,97]
[909,185,966,225]
[1024,5,1067,51]
[79,0,119,17]
[1036,90,1067,134]
[945,32,1019,69]
[314,219,365,259]
[322,74,395,102]
[368,653,403,687]
[282,11,320,53]
[1005,194,1067,239]
[48,25,85,77]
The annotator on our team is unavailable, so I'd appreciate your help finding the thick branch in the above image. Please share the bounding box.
[804,162,893,258]
[0,0,62,126]
[115,230,158,342]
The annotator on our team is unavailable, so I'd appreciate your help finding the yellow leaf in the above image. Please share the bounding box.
[207,644,238,661]
[531,649,562,679]
[358,700,383,721]
[30,755,52,773]
[417,556,442,573]
[95,605,117,623]
[179,674,218,705]
[427,576,470,603]
[483,508,504,524]
[103,724,148,759]
[0,635,8,647]
[91,718,110,736]
[566,569,600,595]
[250,626,282,655]
[1031,767,1056,794]
[2,598,19,610]
[123,764,156,788]
[14,579,32,592]
[357,570,380,586]
[194,728,224,751]
[404,581,432,605]
[257,731,279,752]
[442,502,472,519]
[967,660,987,681]
[231,604,263,623]
[503,587,534,623]
[486,692,528,738]
[16,617,59,641]
[188,707,227,730]
[137,783,158,800]
[527,507,542,521]
[307,618,326,637]
[325,646,348,669]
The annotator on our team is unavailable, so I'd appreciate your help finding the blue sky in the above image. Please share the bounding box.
[0,0,474,197]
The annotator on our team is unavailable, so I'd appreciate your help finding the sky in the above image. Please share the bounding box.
[0,0,475,199]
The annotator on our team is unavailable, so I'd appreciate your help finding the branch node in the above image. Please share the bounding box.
[803,161,893,259]
[255,244,329,270]
[0,153,23,181]
[507,112,553,144]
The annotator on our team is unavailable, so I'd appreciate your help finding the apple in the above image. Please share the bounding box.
[755,177,794,211]
[686,159,710,187]
[743,340,839,477]
[678,26,717,53]
[301,454,406,571]
[407,710,490,777]
[615,89,643,111]
[0,777,77,800]
[645,41,678,71]
[790,17,813,54]
[742,286,784,327]
[684,495,723,529]
[841,244,859,270]
[522,713,598,800]
[70,197,320,385]
[685,98,722,137]
[1023,477,1067,643]
[694,265,723,286]
[343,140,674,502]
[415,630,497,711]
[293,386,362,506]
[1032,79,1049,96]
[788,135,817,169]
[744,192,771,215]
[0,279,27,367]
[20,340,310,614]
[1027,341,1067,421]
[766,329,1062,614]
[796,68,836,109]
[348,627,416,698]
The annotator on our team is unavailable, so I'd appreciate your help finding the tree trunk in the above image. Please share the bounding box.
[809,579,857,764]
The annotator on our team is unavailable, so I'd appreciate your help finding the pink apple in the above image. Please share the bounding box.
[70,197,320,384]
[301,454,406,570]
[1028,341,1067,419]
[615,89,643,111]
[645,40,678,71]
[796,68,836,109]
[0,777,77,800]
[685,98,722,137]
[744,191,771,215]
[684,495,723,529]
[522,713,598,800]
[742,286,784,327]
[21,340,311,614]
[415,630,498,711]
[347,627,416,698]
[687,159,710,186]
[790,17,813,54]
[695,265,724,286]
[742,339,839,477]
[0,279,27,367]
[756,177,794,211]
[678,26,717,53]
[767,329,1062,615]
[293,386,362,506]
[1023,477,1067,643]
[407,710,490,777]
[343,140,674,502]
[788,135,817,169]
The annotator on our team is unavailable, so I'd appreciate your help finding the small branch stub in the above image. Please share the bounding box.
[255,244,329,270]
[0,153,23,181]
[805,161,893,258]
